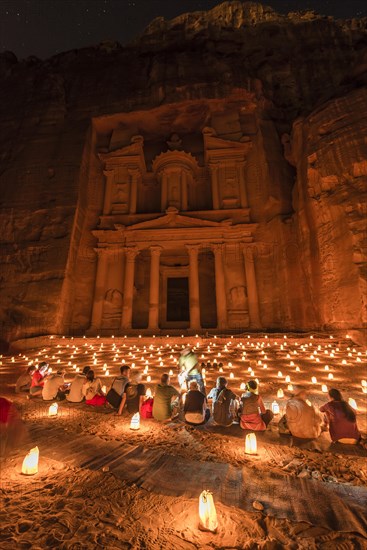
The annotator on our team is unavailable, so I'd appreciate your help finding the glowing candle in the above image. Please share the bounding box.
[287,384,293,392]
[324,365,329,371]
[348,398,358,410]
[272,401,280,414]
[105,370,109,376]
[146,388,152,398]
[48,402,58,417]
[245,433,257,455]
[130,412,140,430]
[22,446,39,475]
[229,372,234,379]
[328,373,333,380]
[311,376,317,384]
[198,490,218,533]
[147,375,151,382]
[277,371,282,378]
[240,382,246,390]
[285,375,290,383]
[321,384,328,393]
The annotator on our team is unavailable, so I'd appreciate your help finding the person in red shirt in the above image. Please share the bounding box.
[0,397,27,456]
[30,362,49,397]
[320,388,361,444]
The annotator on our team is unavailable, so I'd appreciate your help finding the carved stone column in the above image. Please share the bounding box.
[209,164,220,210]
[148,246,162,330]
[128,168,139,214]
[103,169,114,215]
[212,244,227,329]
[90,248,110,329]
[243,245,261,328]
[160,171,168,212]
[237,161,248,208]
[121,247,139,330]
[186,245,201,330]
[181,170,188,211]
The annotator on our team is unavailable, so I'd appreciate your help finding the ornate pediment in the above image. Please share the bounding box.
[115,208,232,231]
[98,135,146,172]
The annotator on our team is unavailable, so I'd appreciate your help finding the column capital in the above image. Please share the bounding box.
[123,247,139,261]
[185,244,201,256]
[149,245,163,257]
[211,243,225,255]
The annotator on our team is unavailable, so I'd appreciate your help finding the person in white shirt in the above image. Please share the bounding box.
[67,366,91,403]
[42,371,66,401]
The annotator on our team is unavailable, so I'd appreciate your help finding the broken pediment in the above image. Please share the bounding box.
[116,208,232,231]
[99,135,146,172]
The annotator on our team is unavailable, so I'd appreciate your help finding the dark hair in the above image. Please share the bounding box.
[161,373,169,385]
[120,365,130,375]
[27,366,36,374]
[329,388,356,422]
[86,370,95,382]
[82,366,91,375]
[39,362,48,369]
[217,376,227,388]
[247,379,258,391]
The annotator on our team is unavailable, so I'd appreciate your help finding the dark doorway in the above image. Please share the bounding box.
[167,277,189,322]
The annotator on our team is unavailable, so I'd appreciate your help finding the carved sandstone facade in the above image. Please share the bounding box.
[90,126,261,332]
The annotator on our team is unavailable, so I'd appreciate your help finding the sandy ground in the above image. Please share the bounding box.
[1,333,366,549]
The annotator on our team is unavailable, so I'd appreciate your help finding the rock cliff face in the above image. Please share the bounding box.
[0,1,366,345]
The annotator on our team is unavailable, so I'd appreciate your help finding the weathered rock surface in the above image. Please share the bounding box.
[0,1,366,345]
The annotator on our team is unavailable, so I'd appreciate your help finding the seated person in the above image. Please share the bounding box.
[118,372,145,416]
[15,366,35,393]
[67,366,90,403]
[82,370,106,406]
[239,379,273,431]
[152,374,180,422]
[184,380,210,425]
[29,362,49,397]
[286,386,325,440]
[42,370,67,401]
[0,397,27,456]
[207,376,238,427]
[107,365,131,409]
[320,388,361,444]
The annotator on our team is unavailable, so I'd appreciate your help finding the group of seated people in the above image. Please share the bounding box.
[14,354,362,446]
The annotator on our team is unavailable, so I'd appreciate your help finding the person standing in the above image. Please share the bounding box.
[178,347,205,394]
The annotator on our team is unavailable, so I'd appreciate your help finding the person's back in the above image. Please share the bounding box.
[42,373,64,401]
[286,393,322,439]
[67,373,87,403]
[179,350,200,376]
[111,375,129,396]
[153,374,179,421]
[15,368,34,393]
[184,387,206,425]
[208,377,236,427]
[320,389,360,443]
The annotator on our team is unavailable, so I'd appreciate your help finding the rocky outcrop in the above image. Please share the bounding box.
[0,1,366,345]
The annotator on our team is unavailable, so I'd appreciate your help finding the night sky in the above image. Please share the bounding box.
[1,0,366,60]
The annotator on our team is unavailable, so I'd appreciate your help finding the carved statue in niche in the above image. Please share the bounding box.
[166,133,183,150]
[229,285,248,310]
[102,288,123,327]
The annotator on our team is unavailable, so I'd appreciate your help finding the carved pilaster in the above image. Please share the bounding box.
[121,247,139,330]
[212,243,227,329]
[148,246,162,330]
[90,248,110,330]
[186,244,201,330]
[242,245,261,328]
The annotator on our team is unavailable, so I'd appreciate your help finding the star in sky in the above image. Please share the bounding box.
[1,0,366,59]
